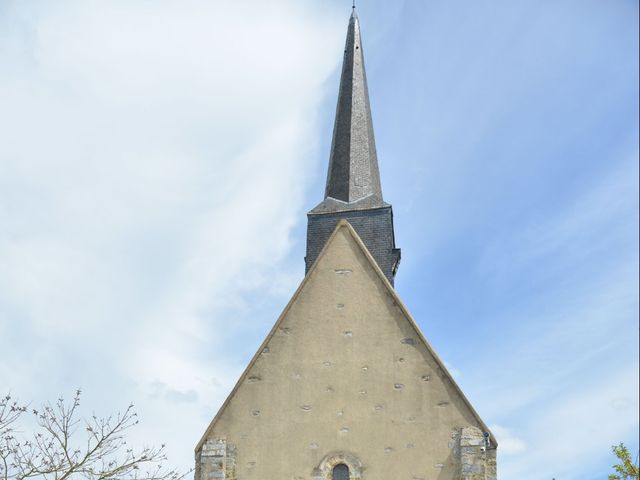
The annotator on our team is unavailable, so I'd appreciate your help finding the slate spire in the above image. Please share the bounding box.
[306,11,400,284]
[324,10,383,206]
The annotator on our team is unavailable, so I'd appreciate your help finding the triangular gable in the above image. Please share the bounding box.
[196,220,496,451]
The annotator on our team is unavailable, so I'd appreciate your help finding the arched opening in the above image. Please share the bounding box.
[315,452,361,480]
[332,463,349,480]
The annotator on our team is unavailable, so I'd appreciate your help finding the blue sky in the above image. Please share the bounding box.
[0,1,637,479]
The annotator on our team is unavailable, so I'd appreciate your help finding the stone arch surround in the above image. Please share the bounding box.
[312,451,363,480]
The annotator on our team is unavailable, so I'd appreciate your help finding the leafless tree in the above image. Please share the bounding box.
[0,390,185,480]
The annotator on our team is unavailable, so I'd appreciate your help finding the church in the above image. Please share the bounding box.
[195,10,497,480]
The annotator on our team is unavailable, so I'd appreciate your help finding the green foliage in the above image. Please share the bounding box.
[609,443,639,480]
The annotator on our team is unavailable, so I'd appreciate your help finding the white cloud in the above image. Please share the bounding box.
[499,365,639,480]
[489,425,526,456]
[1,2,637,479]
[467,145,639,480]
[0,0,344,471]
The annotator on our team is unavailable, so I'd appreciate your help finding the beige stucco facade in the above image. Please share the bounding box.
[195,221,497,480]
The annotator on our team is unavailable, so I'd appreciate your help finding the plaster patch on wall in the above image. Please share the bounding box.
[334,269,353,275]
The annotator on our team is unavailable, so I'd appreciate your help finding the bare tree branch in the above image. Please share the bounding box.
[0,392,187,480]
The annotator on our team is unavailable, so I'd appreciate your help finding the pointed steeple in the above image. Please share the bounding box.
[306,12,400,285]
[324,10,383,206]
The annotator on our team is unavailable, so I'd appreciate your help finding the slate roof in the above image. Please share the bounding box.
[315,11,384,212]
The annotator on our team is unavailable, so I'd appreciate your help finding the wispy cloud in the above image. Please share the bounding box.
[0,2,637,479]
[499,365,639,480]
[464,145,639,478]
[489,425,526,456]
[0,0,343,470]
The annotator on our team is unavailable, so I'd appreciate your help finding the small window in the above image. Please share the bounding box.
[333,463,349,480]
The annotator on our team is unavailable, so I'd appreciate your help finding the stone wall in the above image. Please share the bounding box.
[451,426,498,480]
[195,224,496,480]
[196,428,497,480]
[195,438,236,480]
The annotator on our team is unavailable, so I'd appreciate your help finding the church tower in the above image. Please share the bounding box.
[306,10,400,285]
[195,10,497,480]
